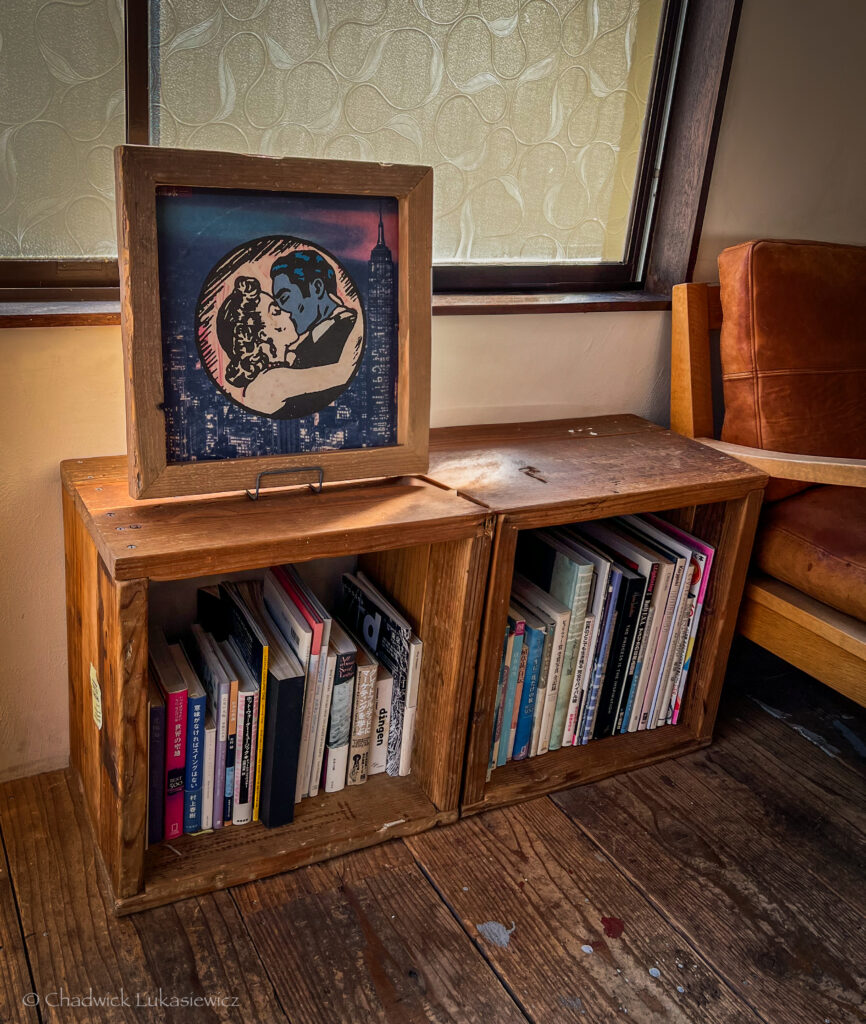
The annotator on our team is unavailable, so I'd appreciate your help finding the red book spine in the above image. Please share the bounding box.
[164,690,187,840]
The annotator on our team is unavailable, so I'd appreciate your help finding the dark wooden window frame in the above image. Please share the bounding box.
[0,0,740,320]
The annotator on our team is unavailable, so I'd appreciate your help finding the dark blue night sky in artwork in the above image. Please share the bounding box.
[156,187,398,464]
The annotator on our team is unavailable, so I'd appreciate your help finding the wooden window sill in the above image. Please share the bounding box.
[432,290,671,315]
[0,291,671,329]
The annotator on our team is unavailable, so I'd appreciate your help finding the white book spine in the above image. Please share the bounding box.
[562,615,593,747]
[324,745,349,793]
[640,560,684,729]
[398,705,417,777]
[369,672,393,775]
[201,719,215,832]
[347,661,377,785]
[308,652,336,798]
[659,587,696,726]
[295,650,319,803]
[536,613,569,755]
[650,566,690,727]
[627,564,671,732]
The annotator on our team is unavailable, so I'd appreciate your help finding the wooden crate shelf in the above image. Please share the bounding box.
[62,458,492,914]
[427,416,768,814]
[62,415,766,913]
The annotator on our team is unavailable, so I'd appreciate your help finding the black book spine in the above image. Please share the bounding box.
[614,564,658,733]
[258,672,305,829]
[148,700,166,846]
[593,574,645,739]
[514,532,557,592]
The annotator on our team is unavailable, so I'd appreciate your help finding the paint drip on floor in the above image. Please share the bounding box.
[476,921,516,948]
[601,916,624,938]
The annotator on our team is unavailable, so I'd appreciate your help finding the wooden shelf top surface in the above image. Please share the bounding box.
[428,414,768,516]
[62,455,488,581]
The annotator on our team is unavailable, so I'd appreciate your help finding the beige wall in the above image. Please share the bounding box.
[3,0,866,780]
[694,0,866,281]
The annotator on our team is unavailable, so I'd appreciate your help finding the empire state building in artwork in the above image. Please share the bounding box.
[363,206,398,444]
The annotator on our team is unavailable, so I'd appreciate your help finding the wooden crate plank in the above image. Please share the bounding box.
[467,727,707,815]
[61,462,487,581]
[64,489,148,899]
[233,841,527,1024]
[130,774,450,915]
[428,421,765,515]
[0,770,288,1023]
[554,761,866,1024]
[363,531,493,810]
[407,800,759,1024]
[0,839,37,1024]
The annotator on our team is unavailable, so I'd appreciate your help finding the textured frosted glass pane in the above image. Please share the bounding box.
[151,0,663,264]
[0,0,124,259]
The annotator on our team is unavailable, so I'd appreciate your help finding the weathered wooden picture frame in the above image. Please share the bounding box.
[115,145,432,499]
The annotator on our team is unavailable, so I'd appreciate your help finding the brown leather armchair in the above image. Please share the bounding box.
[671,239,866,706]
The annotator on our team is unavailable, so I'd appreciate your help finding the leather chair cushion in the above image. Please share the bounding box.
[718,239,866,501]
[755,485,866,622]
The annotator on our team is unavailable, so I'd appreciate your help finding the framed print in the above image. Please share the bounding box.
[115,145,432,499]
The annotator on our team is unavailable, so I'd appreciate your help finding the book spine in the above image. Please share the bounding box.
[658,571,698,726]
[512,627,543,760]
[549,563,591,751]
[490,633,514,772]
[164,690,187,841]
[223,678,238,822]
[294,650,319,803]
[529,627,553,758]
[233,691,257,825]
[212,685,228,829]
[489,630,511,771]
[648,561,689,727]
[497,625,524,768]
[347,662,377,785]
[596,574,643,739]
[537,612,569,756]
[579,576,619,744]
[672,551,710,724]
[399,640,423,777]
[616,566,657,734]
[370,672,393,776]
[183,690,206,834]
[323,666,353,793]
[562,614,593,747]
[147,700,165,846]
[201,718,215,832]
[258,674,304,829]
[340,575,411,777]
[640,559,684,729]
[251,660,268,822]
[309,653,336,797]
[507,640,530,760]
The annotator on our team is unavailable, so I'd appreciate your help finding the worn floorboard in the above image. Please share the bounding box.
[0,645,862,1023]
[0,832,37,1024]
[406,798,760,1023]
[232,842,526,1024]
[0,771,288,1023]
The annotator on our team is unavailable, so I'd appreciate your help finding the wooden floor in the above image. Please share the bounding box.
[1,639,863,1023]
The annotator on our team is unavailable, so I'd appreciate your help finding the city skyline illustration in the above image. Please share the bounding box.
[157,187,399,464]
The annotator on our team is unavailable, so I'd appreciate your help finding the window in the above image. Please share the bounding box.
[0,0,740,301]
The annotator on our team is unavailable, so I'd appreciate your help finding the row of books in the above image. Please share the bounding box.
[147,566,423,844]
[489,513,714,772]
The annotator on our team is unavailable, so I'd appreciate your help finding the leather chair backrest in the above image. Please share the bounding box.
[718,238,866,501]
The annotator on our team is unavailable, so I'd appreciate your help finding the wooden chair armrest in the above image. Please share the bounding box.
[697,439,866,488]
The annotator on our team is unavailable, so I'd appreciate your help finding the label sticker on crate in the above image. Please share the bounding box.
[90,663,103,731]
